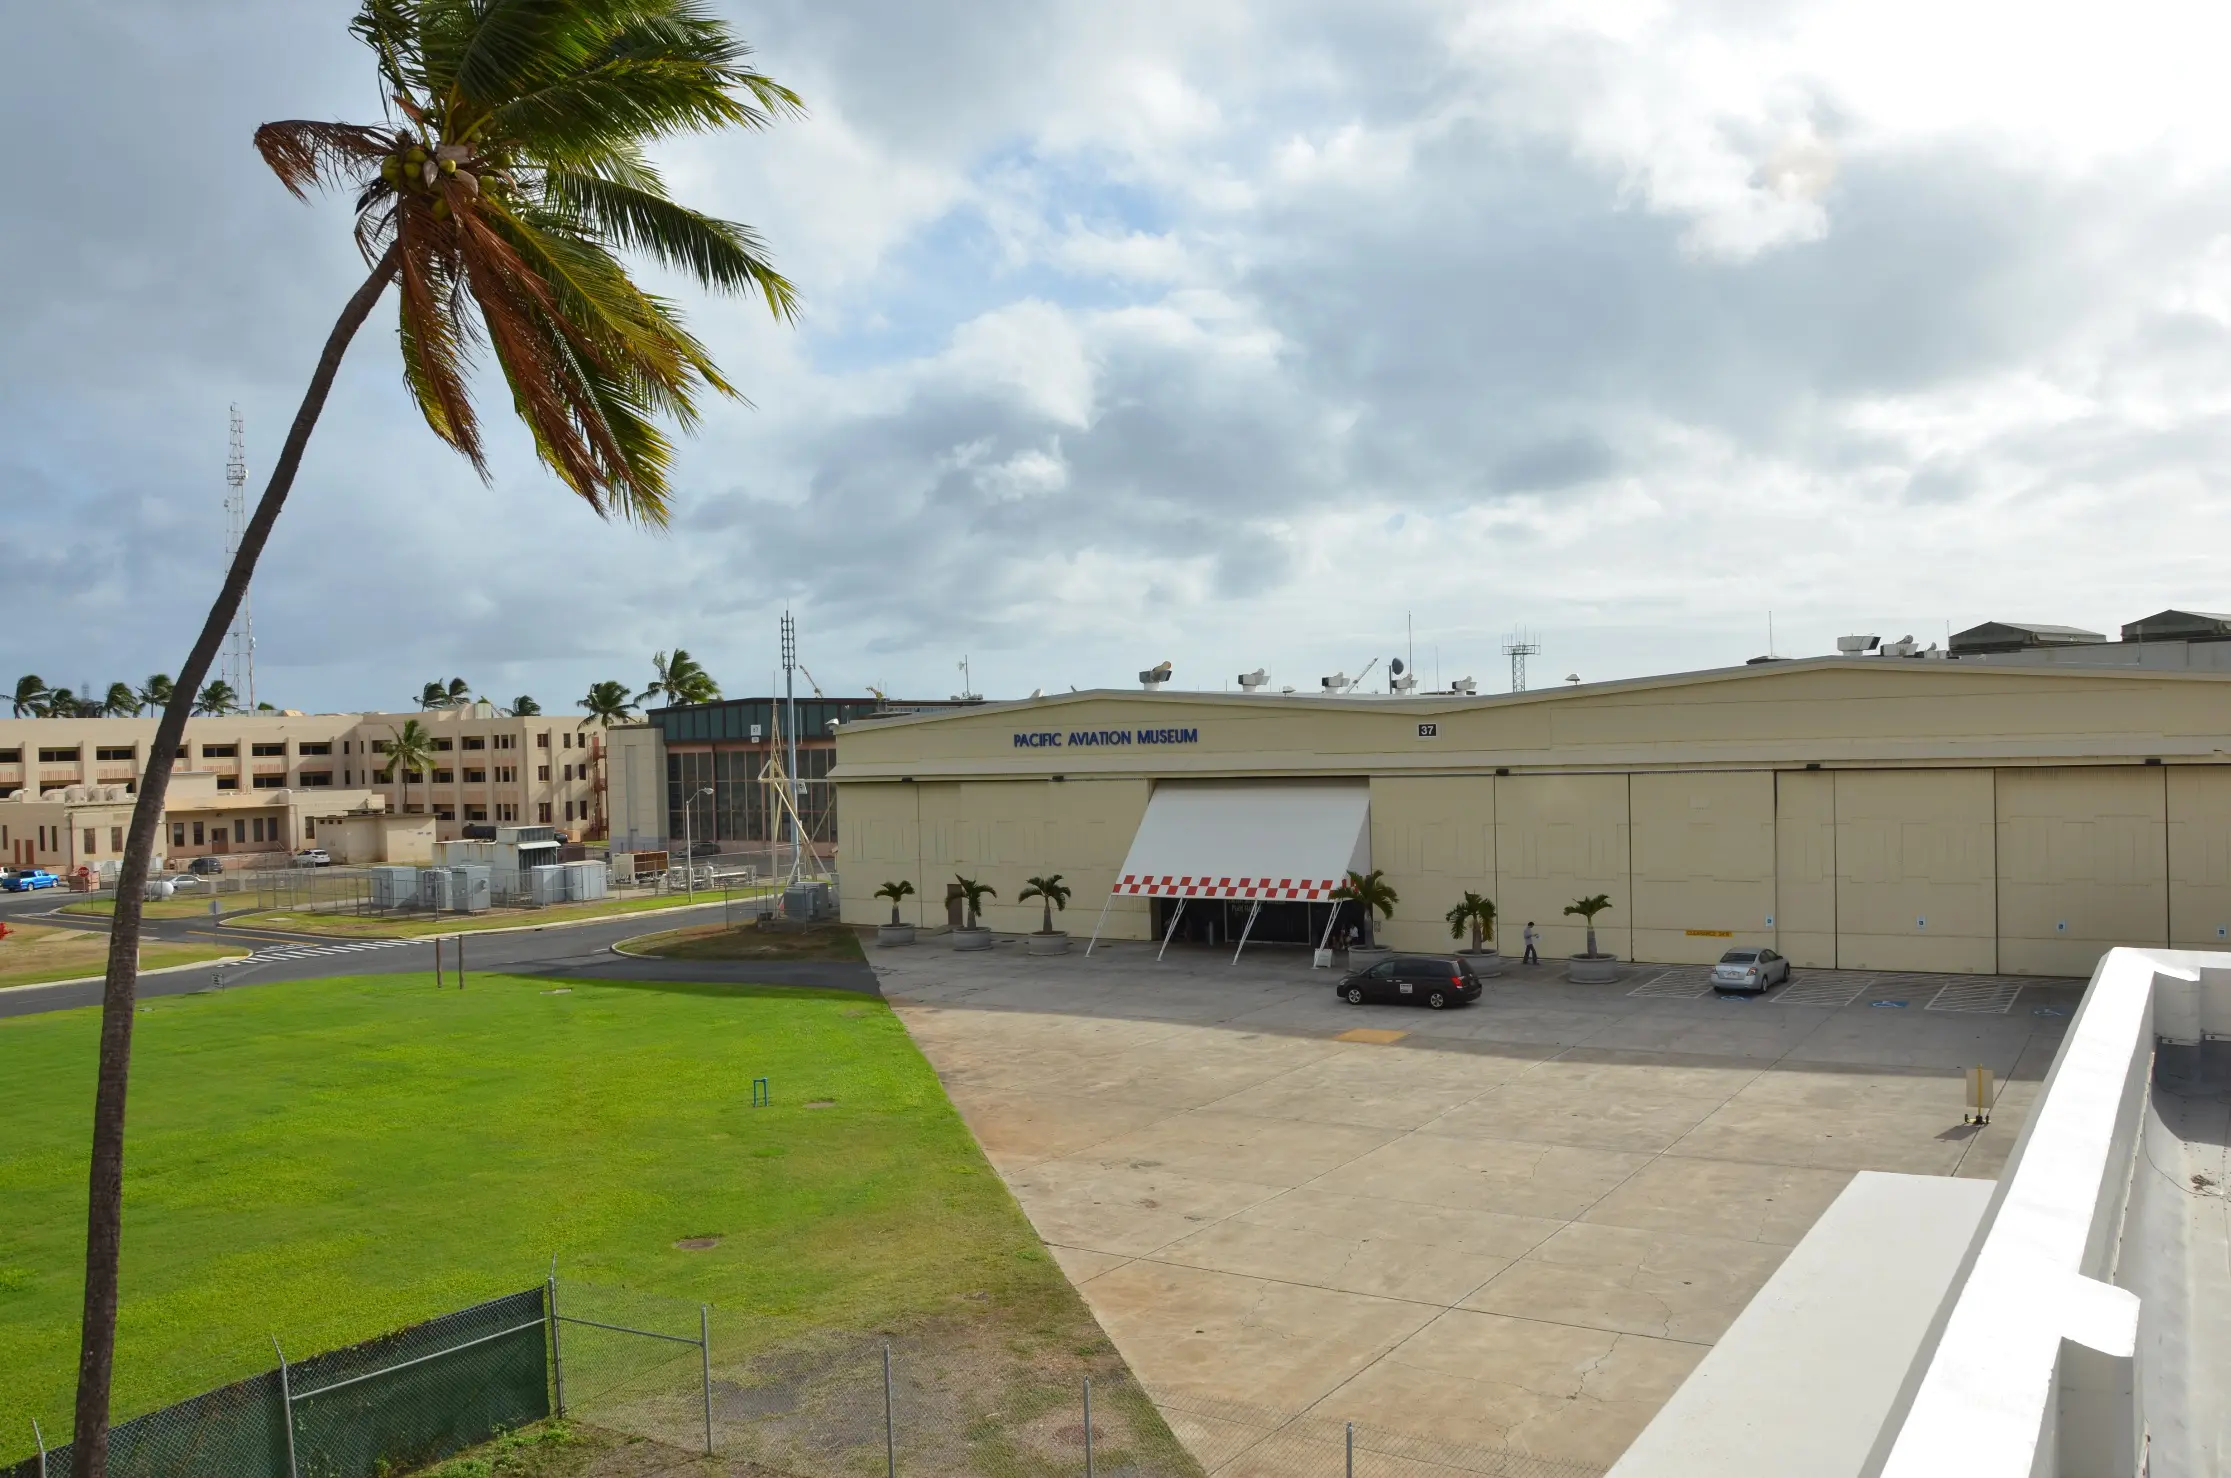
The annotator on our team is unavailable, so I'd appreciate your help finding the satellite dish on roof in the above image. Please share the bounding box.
[1390,658,1406,675]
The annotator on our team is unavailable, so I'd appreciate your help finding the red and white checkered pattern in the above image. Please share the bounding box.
[1116,873,1339,900]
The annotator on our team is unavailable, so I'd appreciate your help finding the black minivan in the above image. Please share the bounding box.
[1336,954,1484,1010]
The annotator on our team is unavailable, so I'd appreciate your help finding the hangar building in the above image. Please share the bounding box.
[831,656,2231,976]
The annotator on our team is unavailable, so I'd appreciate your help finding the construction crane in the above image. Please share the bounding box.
[796,663,826,699]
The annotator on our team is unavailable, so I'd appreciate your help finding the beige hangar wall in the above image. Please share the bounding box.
[1832,769,1998,974]
[2168,767,2231,949]
[1995,767,2168,976]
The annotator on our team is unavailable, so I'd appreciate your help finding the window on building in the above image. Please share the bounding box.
[299,771,332,786]
[496,734,516,750]
[537,732,551,749]
[304,819,316,838]
[251,818,264,843]
[434,806,456,821]
[0,748,20,763]
[403,769,422,783]
[216,776,239,791]
[537,764,550,781]
[111,826,123,851]
[432,738,454,752]
[175,746,189,759]
[192,821,205,845]
[171,823,185,847]
[39,746,81,763]
[564,731,575,749]
[252,774,285,789]
[464,768,486,783]
[538,802,552,823]
[96,745,136,762]
[563,801,574,821]
[300,741,331,756]
[433,769,454,784]
[201,744,238,758]
[85,828,98,853]
[371,739,392,753]
[233,820,246,843]
[463,736,486,750]
[251,742,287,757]
[465,805,488,821]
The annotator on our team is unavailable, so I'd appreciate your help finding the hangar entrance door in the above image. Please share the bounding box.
[1093,782,1371,963]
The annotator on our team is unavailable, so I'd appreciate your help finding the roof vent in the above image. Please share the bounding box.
[1837,634,1880,655]
[1450,677,1477,695]
[1138,661,1172,691]
[1237,669,1269,692]
[1320,671,1351,694]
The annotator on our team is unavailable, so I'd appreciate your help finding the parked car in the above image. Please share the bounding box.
[1710,947,1791,994]
[1337,954,1483,1010]
[292,848,332,868]
[187,855,226,876]
[1,868,61,892]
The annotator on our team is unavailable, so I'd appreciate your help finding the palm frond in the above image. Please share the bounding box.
[544,169,795,318]
[255,120,391,200]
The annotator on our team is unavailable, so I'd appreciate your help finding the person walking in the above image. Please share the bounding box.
[1522,921,1540,965]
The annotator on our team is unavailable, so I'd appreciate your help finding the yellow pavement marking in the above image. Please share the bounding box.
[1334,1027,1408,1045]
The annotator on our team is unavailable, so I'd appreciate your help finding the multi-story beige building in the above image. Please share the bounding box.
[0,704,616,871]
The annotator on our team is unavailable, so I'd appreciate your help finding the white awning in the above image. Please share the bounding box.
[1113,783,1369,900]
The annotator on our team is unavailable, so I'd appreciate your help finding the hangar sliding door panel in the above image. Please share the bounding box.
[1774,770,1837,968]
[836,781,923,926]
[1834,770,1996,974]
[1061,779,1152,940]
[1996,767,2167,976]
[1630,771,1776,964]
[2167,767,2231,949]
[1372,775,1496,953]
[1495,773,1631,961]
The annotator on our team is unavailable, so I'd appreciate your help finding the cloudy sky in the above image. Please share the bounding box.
[7,1,2231,713]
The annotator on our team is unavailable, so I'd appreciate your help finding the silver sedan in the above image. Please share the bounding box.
[1710,947,1791,994]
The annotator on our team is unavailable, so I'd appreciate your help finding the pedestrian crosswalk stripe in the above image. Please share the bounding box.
[250,938,421,964]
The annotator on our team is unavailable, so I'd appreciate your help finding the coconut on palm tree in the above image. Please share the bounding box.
[381,718,438,816]
[639,648,719,707]
[1332,868,1399,950]
[1018,874,1071,934]
[13,675,52,717]
[874,879,915,925]
[1564,894,1614,959]
[70,7,800,1461]
[1445,891,1497,953]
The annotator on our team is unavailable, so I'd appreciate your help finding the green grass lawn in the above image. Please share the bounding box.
[59,896,228,920]
[228,891,765,939]
[0,970,1120,1467]
[0,924,246,990]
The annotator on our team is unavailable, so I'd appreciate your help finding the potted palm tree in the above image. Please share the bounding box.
[875,880,916,945]
[950,875,996,950]
[1445,891,1501,976]
[1332,869,1398,964]
[1019,874,1072,954]
[1563,893,1619,982]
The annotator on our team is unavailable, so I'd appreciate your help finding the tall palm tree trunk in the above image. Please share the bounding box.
[71,247,398,1478]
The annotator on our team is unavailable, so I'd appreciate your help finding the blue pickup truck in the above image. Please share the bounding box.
[0,868,61,892]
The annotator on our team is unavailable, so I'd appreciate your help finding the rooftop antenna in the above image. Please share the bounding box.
[954,655,979,701]
[1501,631,1541,693]
[224,406,256,708]
[781,611,803,885]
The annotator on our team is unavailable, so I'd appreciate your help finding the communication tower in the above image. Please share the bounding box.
[1501,631,1541,693]
[223,406,256,708]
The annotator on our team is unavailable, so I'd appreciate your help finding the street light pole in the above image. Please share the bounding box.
[682,785,712,901]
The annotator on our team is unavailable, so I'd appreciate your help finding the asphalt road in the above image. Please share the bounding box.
[0,897,879,1020]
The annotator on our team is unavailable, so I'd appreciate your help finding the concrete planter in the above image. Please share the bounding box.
[1566,954,1620,983]
[1346,945,1392,968]
[1026,931,1071,956]
[1459,949,1503,977]
[876,924,917,947]
[951,927,994,952]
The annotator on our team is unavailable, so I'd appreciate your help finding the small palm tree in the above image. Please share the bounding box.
[45,687,85,717]
[507,695,541,717]
[579,681,638,728]
[419,677,470,709]
[874,879,915,926]
[136,674,174,714]
[1331,868,1399,949]
[640,648,720,707]
[382,718,438,817]
[1446,891,1497,952]
[1018,874,1072,934]
[952,875,997,929]
[193,680,240,716]
[101,683,140,717]
[1564,894,1614,958]
[12,675,51,717]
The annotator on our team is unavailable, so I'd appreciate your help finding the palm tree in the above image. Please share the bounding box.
[579,680,638,728]
[1564,893,1614,958]
[952,875,997,929]
[136,675,174,714]
[639,648,720,707]
[1018,874,1071,934]
[70,6,802,1463]
[1331,868,1399,950]
[193,680,240,716]
[380,718,438,818]
[101,683,140,717]
[1445,891,1497,952]
[46,687,89,718]
[506,695,541,716]
[418,677,470,708]
[875,879,915,926]
[12,675,51,717]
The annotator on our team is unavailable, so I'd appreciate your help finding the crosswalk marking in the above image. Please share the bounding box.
[249,938,422,965]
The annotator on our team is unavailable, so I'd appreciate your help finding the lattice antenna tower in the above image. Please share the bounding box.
[223,406,256,708]
[1501,630,1541,693]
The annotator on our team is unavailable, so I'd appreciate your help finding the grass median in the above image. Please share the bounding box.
[229,890,770,939]
[616,919,866,963]
[0,968,1175,1472]
[0,923,245,989]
